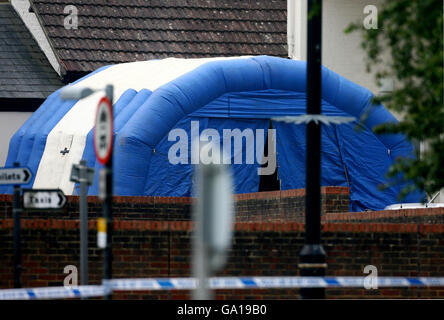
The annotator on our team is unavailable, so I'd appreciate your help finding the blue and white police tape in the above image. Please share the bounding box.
[0,285,109,300]
[108,276,444,291]
[2,277,444,299]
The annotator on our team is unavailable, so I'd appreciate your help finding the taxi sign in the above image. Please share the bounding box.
[23,189,66,209]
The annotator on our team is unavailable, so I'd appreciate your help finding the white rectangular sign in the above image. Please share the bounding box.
[23,189,67,209]
[0,167,32,185]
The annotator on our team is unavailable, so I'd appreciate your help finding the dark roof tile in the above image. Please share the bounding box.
[0,3,62,99]
[31,0,287,74]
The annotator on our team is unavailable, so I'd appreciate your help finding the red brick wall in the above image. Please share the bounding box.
[0,186,350,222]
[235,187,349,221]
[325,207,444,224]
[0,188,443,299]
[0,218,443,299]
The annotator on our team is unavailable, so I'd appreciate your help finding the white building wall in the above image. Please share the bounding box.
[288,0,385,94]
[0,112,32,166]
[322,0,384,94]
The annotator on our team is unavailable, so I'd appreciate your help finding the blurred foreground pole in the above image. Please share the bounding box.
[102,85,114,300]
[192,150,234,300]
[13,162,22,288]
[102,159,113,299]
[299,0,327,299]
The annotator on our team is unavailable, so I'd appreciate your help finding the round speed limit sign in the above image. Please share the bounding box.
[94,96,113,165]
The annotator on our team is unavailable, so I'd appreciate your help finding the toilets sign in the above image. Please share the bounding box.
[0,167,32,185]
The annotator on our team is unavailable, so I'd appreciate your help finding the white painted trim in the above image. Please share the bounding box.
[11,0,62,75]
[287,0,296,58]
[288,0,307,60]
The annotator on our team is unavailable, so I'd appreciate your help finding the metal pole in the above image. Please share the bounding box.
[103,85,113,300]
[12,161,22,288]
[192,164,212,300]
[79,160,88,287]
[299,0,326,299]
[192,156,234,300]
[193,230,211,300]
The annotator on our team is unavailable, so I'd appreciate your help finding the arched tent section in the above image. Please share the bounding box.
[1,56,424,211]
[1,65,112,190]
[113,56,421,211]
[0,57,240,195]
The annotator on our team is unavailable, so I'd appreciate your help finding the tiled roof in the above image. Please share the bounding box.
[0,3,62,99]
[30,0,288,74]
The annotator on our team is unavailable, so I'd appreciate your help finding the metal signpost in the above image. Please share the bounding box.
[70,161,95,287]
[0,163,32,288]
[61,83,114,299]
[300,0,327,299]
[192,150,234,300]
[94,86,114,300]
[22,189,66,210]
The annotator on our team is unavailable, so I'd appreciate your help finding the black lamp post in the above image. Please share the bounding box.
[299,0,327,299]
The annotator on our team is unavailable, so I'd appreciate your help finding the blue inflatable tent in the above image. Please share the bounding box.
[0,56,423,211]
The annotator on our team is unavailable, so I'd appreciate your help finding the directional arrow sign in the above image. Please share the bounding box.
[0,167,32,185]
[23,189,67,210]
[94,96,113,165]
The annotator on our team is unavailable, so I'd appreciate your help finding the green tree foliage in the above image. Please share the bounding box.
[345,0,444,199]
